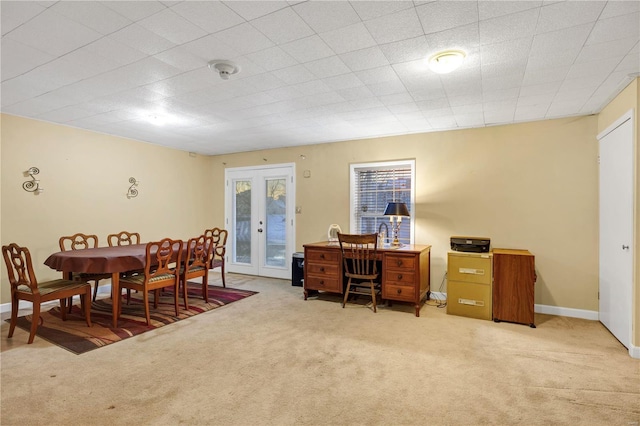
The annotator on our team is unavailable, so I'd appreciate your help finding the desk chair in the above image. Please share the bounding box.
[59,233,111,303]
[179,234,213,309]
[338,233,382,313]
[204,227,228,287]
[3,243,92,344]
[118,238,183,326]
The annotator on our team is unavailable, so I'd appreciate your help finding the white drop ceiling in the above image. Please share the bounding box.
[2,1,639,155]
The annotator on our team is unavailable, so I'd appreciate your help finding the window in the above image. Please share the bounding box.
[350,160,415,245]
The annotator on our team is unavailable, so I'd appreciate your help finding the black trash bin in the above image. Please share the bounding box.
[292,252,304,287]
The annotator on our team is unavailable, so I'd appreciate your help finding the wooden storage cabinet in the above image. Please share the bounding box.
[303,246,342,297]
[492,249,536,328]
[447,252,492,320]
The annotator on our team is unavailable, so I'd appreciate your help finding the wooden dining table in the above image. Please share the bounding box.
[44,244,150,328]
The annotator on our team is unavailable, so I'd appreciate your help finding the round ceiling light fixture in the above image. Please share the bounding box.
[208,59,240,80]
[427,50,466,74]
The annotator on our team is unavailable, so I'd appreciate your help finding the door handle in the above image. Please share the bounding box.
[258,228,263,233]
[622,245,629,250]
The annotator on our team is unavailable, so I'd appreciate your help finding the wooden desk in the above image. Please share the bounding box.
[303,241,431,317]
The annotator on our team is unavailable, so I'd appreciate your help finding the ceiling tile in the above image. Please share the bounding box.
[1,1,47,36]
[379,36,430,64]
[320,22,377,55]
[281,35,335,63]
[137,8,207,45]
[364,8,424,44]
[100,1,168,22]
[586,12,640,45]
[575,36,639,64]
[349,1,415,21]
[170,1,244,33]
[153,46,206,72]
[478,1,541,20]
[480,37,532,65]
[479,8,539,45]
[213,23,275,56]
[322,73,364,90]
[4,8,103,57]
[222,1,289,21]
[109,23,176,56]
[340,46,390,72]
[180,34,238,62]
[600,0,640,19]
[50,1,132,35]
[1,38,55,81]
[416,1,478,34]
[251,7,314,44]
[245,46,299,72]
[293,1,360,33]
[425,22,480,54]
[529,23,592,57]
[272,64,317,84]
[535,1,604,34]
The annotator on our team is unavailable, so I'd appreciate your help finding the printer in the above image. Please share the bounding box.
[450,236,491,253]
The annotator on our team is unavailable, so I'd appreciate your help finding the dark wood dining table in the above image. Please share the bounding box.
[44,244,149,328]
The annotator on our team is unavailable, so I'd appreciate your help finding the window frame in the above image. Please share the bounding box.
[349,159,416,245]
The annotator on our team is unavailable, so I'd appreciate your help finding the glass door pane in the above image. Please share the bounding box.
[264,178,286,268]
[233,179,252,265]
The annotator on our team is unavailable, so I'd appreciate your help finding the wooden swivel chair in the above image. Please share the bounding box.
[338,233,382,313]
[204,227,228,287]
[117,238,183,326]
[179,234,213,309]
[3,243,92,344]
[59,233,111,302]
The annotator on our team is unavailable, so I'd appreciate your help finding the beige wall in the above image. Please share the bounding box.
[597,77,639,349]
[210,116,600,312]
[0,114,215,304]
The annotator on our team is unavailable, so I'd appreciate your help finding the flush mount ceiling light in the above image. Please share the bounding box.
[208,59,240,80]
[427,50,466,74]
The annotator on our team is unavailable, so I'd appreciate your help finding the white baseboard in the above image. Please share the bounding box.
[629,344,640,359]
[534,303,599,321]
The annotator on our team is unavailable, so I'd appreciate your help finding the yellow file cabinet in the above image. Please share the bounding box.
[447,251,492,320]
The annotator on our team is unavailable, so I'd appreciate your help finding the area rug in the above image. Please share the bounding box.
[8,283,257,355]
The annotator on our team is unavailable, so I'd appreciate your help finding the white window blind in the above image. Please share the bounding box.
[350,160,415,245]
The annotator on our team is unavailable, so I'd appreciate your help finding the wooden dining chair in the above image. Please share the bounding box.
[107,231,141,247]
[179,234,213,309]
[338,233,382,313]
[117,238,183,326]
[59,233,111,302]
[108,231,142,303]
[204,227,228,287]
[2,243,92,344]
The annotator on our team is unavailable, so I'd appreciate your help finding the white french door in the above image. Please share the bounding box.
[225,164,295,279]
[598,110,634,350]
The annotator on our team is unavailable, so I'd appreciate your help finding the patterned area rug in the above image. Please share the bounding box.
[8,283,257,355]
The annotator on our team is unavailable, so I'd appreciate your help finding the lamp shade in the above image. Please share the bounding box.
[383,202,410,217]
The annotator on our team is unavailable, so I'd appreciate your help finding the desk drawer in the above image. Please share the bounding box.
[306,249,339,263]
[385,254,416,270]
[447,255,491,284]
[384,270,415,286]
[307,262,339,277]
[305,275,341,293]
[383,284,415,302]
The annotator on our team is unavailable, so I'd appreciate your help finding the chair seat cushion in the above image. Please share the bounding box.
[17,279,89,295]
[211,259,223,268]
[179,265,205,274]
[121,273,175,285]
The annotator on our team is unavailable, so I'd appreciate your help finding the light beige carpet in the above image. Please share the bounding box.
[1,273,638,425]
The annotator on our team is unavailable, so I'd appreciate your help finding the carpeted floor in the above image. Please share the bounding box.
[6,283,257,354]
[1,273,638,425]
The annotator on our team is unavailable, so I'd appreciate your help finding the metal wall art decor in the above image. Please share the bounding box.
[22,167,43,194]
[127,177,139,198]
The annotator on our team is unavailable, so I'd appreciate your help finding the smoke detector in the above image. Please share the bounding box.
[208,60,240,80]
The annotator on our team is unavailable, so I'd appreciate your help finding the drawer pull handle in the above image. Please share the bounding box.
[320,267,325,272]
[397,288,402,294]
[397,274,403,280]
[319,280,324,286]
[396,260,403,266]
[320,254,325,259]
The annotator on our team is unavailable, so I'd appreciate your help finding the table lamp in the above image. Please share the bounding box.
[383,202,410,246]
